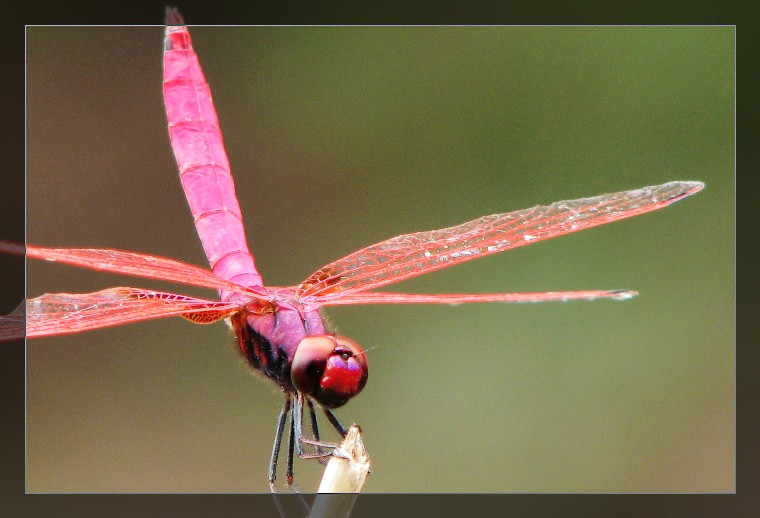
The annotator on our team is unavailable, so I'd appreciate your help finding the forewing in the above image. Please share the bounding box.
[5,242,264,298]
[298,181,704,298]
[25,287,240,338]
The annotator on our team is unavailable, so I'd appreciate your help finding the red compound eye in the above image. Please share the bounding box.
[291,335,368,408]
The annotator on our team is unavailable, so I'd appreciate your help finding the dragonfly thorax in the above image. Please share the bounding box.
[231,306,368,409]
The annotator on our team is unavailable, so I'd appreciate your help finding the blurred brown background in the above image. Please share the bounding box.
[26,26,733,493]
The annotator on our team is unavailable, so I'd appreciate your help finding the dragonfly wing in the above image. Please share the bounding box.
[314,290,638,306]
[0,241,23,255]
[298,181,704,298]
[0,301,25,341]
[25,287,241,338]
[12,243,266,299]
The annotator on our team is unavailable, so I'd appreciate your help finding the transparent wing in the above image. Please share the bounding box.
[0,301,24,341]
[314,289,637,306]
[1,242,266,299]
[298,181,704,299]
[24,287,241,338]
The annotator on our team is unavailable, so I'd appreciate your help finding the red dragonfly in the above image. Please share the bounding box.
[5,12,704,489]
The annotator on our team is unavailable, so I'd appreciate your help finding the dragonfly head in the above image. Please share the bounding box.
[291,335,368,408]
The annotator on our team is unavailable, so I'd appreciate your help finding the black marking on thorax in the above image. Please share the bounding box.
[230,313,295,393]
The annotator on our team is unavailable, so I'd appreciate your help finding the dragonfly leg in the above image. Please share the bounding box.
[298,437,344,460]
[293,396,346,462]
[270,396,309,510]
[292,393,306,457]
[323,408,347,437]
[282,403,310,511]
[305,398,328,465]
[306,398,320,442]
[286,405,296,486]
[268,394,291,491]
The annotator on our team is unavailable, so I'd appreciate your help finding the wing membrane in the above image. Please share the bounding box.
[298,181,704,298]
[25,287,239,338]
[4,242,264,298]
[0,302,24,341]
[315,290,638,306]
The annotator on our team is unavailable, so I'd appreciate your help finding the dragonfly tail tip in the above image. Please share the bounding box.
[164,6,185,26]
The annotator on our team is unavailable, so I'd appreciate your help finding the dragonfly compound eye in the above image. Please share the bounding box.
[291,335,368,408]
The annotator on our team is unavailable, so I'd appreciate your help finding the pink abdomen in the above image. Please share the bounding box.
[163,25,262,296]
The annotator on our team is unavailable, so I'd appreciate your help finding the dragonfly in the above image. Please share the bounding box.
[5,12,705,490]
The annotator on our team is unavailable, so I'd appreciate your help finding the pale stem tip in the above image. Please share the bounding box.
[309,425,370,518]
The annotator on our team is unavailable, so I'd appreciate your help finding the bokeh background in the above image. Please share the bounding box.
[26,26,733,493]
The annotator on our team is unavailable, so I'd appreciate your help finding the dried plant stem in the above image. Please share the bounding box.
[308,425,370,518]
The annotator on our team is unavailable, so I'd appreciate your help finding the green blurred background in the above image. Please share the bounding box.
[26,26,733,493]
